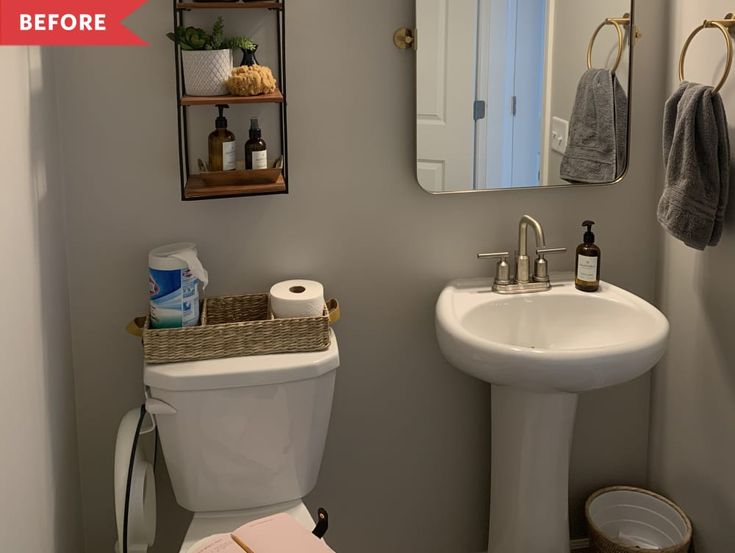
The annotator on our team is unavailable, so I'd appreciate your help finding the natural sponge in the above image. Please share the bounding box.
[227,65,277,96]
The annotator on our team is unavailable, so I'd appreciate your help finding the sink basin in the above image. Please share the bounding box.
[435,276,669,553]
[436,277,669,392]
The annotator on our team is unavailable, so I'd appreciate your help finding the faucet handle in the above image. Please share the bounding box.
[533,247,566,283]
[477,252,511,285]
[477,251,510,260]
[536,247,567,256]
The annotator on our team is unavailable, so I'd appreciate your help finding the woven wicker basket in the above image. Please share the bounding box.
[134,293,338,364]
[586,486,692,553]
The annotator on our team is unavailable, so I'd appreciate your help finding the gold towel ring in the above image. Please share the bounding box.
[679,18,734,93]
[587,15,631,73]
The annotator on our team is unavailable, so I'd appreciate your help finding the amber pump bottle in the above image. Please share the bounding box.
[245,118,268,170]
[575,221,601,292]
[208,105,236,171]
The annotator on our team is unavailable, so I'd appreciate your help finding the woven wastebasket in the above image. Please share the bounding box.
[586,486,692,553]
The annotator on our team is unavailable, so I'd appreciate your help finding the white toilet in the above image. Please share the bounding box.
[142,329,339,552]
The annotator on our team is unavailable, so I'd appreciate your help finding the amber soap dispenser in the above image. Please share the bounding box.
[208,105,236,172]
[575,220,601,292]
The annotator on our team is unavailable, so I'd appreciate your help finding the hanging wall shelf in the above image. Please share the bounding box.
[176,2,283,10]
[172,0,288,200]
[179,89,284,106]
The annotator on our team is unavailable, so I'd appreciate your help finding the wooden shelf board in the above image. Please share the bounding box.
[180,89,284,106]
[176,1,282,10]
[184,170,286,199]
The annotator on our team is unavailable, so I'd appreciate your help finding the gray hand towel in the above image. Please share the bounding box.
[658,82,730,250]
[561,68,628,184]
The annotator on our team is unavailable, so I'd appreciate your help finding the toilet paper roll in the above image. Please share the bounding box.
[270,280,325,319]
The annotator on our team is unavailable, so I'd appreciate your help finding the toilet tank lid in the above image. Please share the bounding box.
[144,330,339,391]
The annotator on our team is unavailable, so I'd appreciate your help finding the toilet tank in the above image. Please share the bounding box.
[144,331,339,513]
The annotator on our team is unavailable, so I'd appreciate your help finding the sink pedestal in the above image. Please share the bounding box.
[488,386,578,553]
[437,278,670,552]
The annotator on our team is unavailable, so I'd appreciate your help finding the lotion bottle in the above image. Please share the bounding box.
[575,220,601,292]
[208,105,236,172]
[245,117,268,170]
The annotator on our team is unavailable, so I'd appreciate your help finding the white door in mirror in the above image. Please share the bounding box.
[416,0,476,192]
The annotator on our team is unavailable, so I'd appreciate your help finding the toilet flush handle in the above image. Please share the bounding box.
[145,398,176,416]
[312,508,329,538]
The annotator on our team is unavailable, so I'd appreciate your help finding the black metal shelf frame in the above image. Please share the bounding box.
[172,0,289,201]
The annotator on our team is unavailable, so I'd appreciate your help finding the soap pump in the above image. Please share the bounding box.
[208,104,236,172]
[575,220,601,292]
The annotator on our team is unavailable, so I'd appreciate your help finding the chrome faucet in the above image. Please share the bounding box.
[477,215,566,294]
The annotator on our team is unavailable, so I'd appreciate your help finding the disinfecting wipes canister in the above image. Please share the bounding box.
[148,243,209,329]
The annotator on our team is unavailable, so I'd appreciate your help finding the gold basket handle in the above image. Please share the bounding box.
[327,299,341,325]
[127,317,146,338]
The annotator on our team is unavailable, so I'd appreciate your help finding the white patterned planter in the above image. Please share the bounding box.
[181,49,232,96]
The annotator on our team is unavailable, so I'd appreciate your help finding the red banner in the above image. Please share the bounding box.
[0,0,148,45]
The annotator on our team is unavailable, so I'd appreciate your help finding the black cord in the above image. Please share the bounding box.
[152,426,159,472]
[123,405,147,553]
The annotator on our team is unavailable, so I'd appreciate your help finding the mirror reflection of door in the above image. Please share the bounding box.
[415,0,634,193]
[476,0,548,189]
[416,0,478,192]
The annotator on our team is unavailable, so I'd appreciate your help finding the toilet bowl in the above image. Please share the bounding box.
[141,329,340,553]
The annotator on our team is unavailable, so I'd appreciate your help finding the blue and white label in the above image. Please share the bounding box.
[149,267,199,328]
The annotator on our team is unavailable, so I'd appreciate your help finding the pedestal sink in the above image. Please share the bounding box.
[435,277,669,553]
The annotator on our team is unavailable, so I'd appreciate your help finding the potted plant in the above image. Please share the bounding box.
[226,36,259,67]
[167,17,232,96]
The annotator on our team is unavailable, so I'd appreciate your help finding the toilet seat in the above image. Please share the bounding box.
[114,408,156,553]
[180,500,315,553]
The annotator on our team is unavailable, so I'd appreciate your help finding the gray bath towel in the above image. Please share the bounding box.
[658,82,730,250]
[561,69,628,184]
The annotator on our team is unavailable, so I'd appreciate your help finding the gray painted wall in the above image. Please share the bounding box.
[650,1,735,551]
[54,0,666,551]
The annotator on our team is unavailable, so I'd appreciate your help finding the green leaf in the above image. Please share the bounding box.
[167,21,222,50]
[210,16,225,49]
[225,36,257,51]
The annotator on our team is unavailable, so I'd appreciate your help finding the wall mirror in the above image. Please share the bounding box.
[415,0,635,193]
